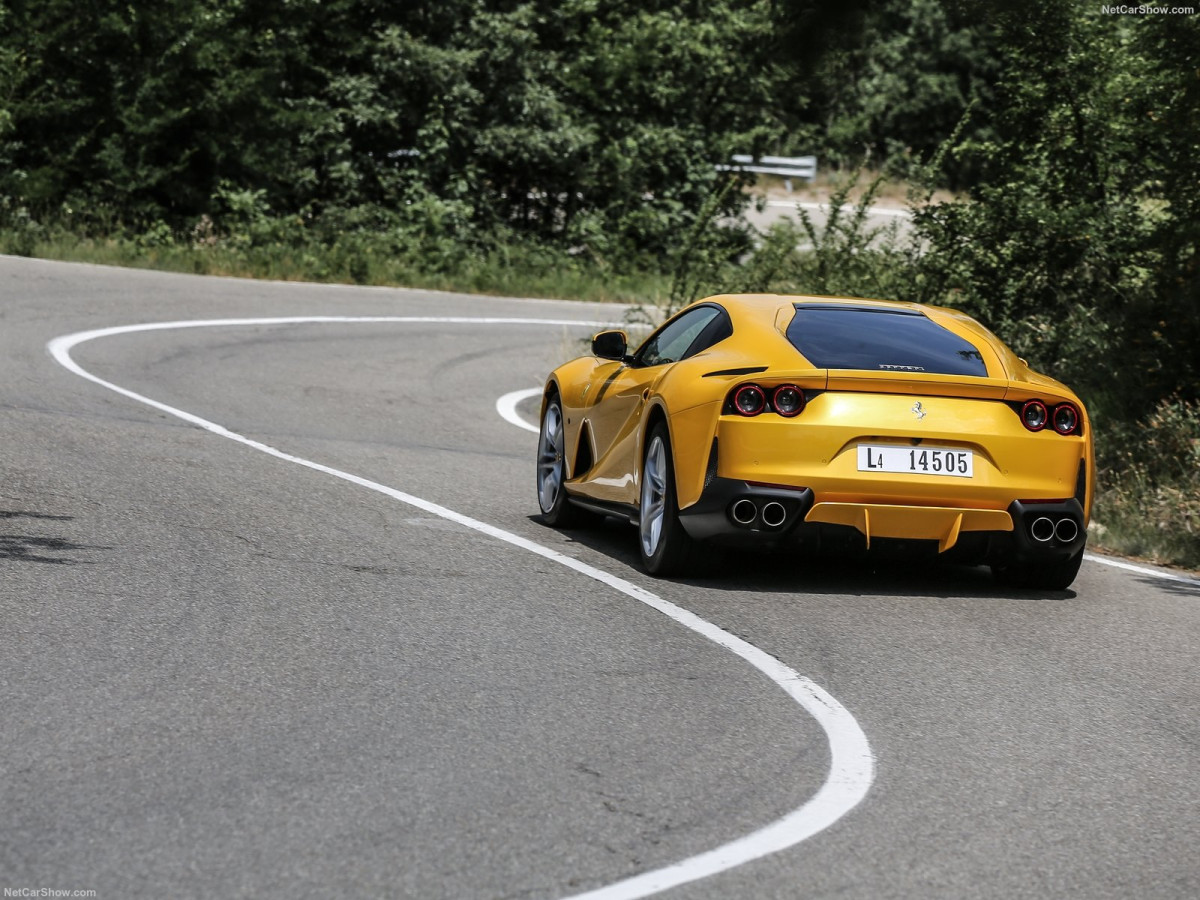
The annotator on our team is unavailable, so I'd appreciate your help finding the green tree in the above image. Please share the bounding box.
[908,5,1160,416]
[1129,12,1200,405]
[773,0,999,185]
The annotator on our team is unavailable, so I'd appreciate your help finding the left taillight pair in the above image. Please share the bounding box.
[731,383,805,418]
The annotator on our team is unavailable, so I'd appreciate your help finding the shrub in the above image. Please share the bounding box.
[1095,398,1200,567]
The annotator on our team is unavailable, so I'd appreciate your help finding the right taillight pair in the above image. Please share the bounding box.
[1022,400,1080,435]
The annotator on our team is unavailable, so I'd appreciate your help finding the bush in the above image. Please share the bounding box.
[1095,398,1200,567]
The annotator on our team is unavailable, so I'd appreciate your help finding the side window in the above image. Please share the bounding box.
[636,306,722,367]
[687,308,733,356]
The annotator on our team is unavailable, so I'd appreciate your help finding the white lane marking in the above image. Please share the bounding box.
[1084,553,1200,586]
[496,387,543,434]
[766,199,914,219]
[49,316,874,899]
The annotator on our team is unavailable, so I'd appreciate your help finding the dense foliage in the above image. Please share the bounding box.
[1,0,1197,564]
[0,0,787,267]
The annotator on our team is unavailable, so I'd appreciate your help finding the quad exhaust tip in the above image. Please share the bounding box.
[1030,516,1056,543]
[730,498,788,528]
[731,499,757,525]
[761,501,788,528]
[1055,517,1080,543]
[1029,515,1080,544]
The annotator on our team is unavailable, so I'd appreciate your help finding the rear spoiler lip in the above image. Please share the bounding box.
[824,370,1010,401]
[702,368,1078,406]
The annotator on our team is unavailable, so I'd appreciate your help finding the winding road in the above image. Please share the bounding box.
[2,256,1197,899]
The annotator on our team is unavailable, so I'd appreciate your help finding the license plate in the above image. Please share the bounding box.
[857,444,973,478]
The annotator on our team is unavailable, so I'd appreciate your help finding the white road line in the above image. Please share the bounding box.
[496,387,543,434]
[49,317,875,900]
[1084,553,1200,586]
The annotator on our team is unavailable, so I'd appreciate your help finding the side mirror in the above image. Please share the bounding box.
[591,330,629,361]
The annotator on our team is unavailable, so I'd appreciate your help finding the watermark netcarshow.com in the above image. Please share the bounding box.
[1102,4,1196,12]
[4,890,96,898]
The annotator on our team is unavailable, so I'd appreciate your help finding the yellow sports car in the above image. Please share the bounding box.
[536,294,1093,589]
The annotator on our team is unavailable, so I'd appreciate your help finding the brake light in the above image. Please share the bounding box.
[772,384,805,417]
[729,383,811,417]
[1052,403,1080,435]
[733,384,766,416]
[1021,400,1048,432]
[1017,399,1082,435]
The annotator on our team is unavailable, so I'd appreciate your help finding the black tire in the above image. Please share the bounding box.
[993,546,1085,590]
[638,421,704,576]
[536,395,580,526]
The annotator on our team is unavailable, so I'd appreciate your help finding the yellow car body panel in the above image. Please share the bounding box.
[715,391,1088,511]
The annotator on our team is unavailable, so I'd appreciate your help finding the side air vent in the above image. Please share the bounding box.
[573,423,594,477]
[704,439,719,488]
[703,366,769,378]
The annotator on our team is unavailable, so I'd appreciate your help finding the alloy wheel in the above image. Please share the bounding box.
[537,402,566,514]
[640,434,668,557]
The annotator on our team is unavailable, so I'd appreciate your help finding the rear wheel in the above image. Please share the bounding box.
[536,396,577,526]
[993,546,1085,590]
[639,422,703,576]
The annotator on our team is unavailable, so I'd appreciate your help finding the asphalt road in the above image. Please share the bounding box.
[2,256,1197,900]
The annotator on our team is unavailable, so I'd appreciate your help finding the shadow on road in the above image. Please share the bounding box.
[1132,573,1200,598]
[530,514,1079,602]
[0,511,104,565]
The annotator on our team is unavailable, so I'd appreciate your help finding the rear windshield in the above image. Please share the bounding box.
[785,305,989,377]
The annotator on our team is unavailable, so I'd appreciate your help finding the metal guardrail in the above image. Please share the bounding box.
[719,154,817,191]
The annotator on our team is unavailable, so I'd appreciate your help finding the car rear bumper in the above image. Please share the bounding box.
[679,476,1085,564]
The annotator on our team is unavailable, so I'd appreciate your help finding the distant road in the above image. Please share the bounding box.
[744,196,915,242]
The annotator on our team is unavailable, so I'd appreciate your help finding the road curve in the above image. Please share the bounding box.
[48,316,874,900]
[2,256,1197,899]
